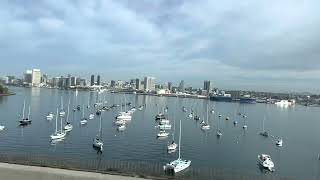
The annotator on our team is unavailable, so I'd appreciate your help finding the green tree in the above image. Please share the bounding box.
[0,84,8,94]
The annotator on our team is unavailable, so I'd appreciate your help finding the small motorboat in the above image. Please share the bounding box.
[276,138,283,147]
[258,154,275,172]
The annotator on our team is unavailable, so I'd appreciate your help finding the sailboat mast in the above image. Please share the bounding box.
[262,116,265,131]
[99,115,102,137]
[22,99,26,119]
[27,106,31,119]
[61,96,64,110]
[178,120,181,159]
[82,105,85,118]
[206,103,209,123]
[66,99,70,123]
[55,108,58,133]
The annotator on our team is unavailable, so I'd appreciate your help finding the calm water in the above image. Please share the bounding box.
[0,87,319,179]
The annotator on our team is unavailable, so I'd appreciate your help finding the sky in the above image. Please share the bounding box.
[0,0,320,92]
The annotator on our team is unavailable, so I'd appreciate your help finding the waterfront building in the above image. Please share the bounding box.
[31,69,41,87]
[135,78,140,90]
[178,80,185,93]
[97,75,101,86]
[71,76,77,86]
[168,82,172,92]
[24,70,32,86]
[90,75,95,86]
[110,80,115,88]
[203,80,211,95]
[144,76,155,92]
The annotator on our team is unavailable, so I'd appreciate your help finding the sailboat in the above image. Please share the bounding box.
[167,120,177,151]
[46,112,54,120]
[19,100,31,125]
[216,114,222,137]
[51,108,66,140]
[59,96,66,116]
[93,115,104,150]
[243,114,248,129]
[164,120,191,173]
[80,105,88,125]
[260,116,269,137]
[63,99,73,132]
[276,138,283,147]
[201,104,210,130]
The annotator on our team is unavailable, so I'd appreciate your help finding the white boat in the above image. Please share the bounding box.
[243,113,248,129]
[89,113,95,120]
[80,105,88,125]
[46,112,54,120]
[188,113,193,118]
[138,106,143,111]
[59,97,65,116]
[167,120,178,151]
[201,105,210,130]
[64,102,73,132]
[116,114,132,120]
[114,119,126,125]
[216,129,222,137]
[0,125,5,131]
[216,114,222,136]
[51,108,66,140]
[117,124,126,131]
[93,115,103,150]
[276,138,283,147]
[159,119,170,125]
[159,124,172,130]
[19,101,32,125]
[164,120,191,173]
[157,130,169,137]
[210,109,214,114]
[260,116,269,137]
[258,154,275,171]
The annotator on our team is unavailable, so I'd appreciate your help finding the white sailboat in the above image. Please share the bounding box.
[93,115,103,150]
[157,130,169,137]
[51,108,66,140]
[164,120,191,173]
[260,116,269,137]
[59,96,66,116]
[64,100,73,132]
[243,113,248,129]
[19,100,31,125]
[80,105,88,125]
[201,104,210,130]
[167,120,177,151]
[276,138,283,147]
[46,112,54,120]
[216,114,222,137]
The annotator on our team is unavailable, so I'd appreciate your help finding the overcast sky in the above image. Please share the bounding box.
[0,0,319,92]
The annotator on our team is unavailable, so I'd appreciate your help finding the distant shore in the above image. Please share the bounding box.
[0,92,15,96]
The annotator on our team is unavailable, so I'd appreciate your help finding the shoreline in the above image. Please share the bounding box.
[0,162,149,180]
[0,92,15,96]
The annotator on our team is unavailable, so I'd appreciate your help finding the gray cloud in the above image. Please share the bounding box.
[0,0,320,92]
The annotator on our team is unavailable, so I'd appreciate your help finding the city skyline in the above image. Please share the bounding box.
[1,1,320,92]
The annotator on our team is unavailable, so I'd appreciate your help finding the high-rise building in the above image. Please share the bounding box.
[110,80,115,88]
[24,70,32,85]
[178,80,185,93]
[90,75,95,86]
[135,78,140,90]
[203,80,211,95]
[31,69,41,87]
[144,76,155,92]
[97,75,101,86]
[168,82,172,91]
[52,77,60,87]
[71,76,77,86]
[66,74,71,88]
